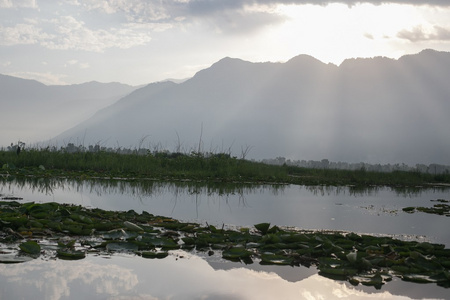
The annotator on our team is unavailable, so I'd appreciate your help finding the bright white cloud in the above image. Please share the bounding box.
[0,23,51,46]
[0,16,155,52]
[9,71,68,85]
[65,59,91,69]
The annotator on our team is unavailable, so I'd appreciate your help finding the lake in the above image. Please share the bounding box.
[1,177,449,299]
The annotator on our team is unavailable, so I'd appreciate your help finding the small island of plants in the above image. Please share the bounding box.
[0,201,449,289]
[1,147,450,187]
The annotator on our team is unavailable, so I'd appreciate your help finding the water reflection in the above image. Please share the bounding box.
[1,177,449,299]
[0,175,286,198]
[3,175,447,198]
[1,176,449,247]
[0,251,446,300]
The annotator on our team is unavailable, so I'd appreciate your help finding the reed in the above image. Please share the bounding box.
[1,148,449,186]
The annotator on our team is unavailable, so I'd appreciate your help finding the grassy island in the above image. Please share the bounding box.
[1,149,449,187]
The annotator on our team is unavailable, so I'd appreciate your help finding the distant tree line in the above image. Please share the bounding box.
[261,157,450,175]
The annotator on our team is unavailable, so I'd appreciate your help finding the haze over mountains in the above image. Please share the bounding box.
[2,49,450,165]
[0,75,139,145]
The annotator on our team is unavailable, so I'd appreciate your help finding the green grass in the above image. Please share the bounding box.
[1,149,449,187]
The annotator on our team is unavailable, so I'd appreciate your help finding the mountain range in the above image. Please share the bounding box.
[2,49,450,165]
[0,75,139,145]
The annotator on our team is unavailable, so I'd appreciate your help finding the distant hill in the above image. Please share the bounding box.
[51,49,450,165]
[0,75,139,145]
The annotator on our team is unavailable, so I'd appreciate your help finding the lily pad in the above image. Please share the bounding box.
[123,221,143,231]
[222,247,252,261]
[19,241,40,255]
[260,254,293,265]
[57,249,86,260]
[0,254,33,264]
[141,251,169,259]
[106,242,139,252]
[254,223,271,235]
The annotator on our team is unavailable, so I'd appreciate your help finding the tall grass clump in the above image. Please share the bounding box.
[0,147,289,183]
[1,146,449,186]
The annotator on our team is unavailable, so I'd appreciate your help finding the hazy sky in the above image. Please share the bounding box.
[1,0,450,85]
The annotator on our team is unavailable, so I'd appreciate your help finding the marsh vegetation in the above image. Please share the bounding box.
[1,148,449,187]
[1,147,449,293]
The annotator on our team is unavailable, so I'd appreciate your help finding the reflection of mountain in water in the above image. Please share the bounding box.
[205,254,317,283]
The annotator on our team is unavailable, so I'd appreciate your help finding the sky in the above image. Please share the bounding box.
[1,0,450,86]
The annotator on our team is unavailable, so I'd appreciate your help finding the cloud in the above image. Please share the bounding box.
[74,0,171,21]
[0,0,37,8]
[9,71,68,85]
[0,16,156,52]
[65,59,91,69]
[0,23,52,46]
[189,4,286,34]
[58,1,450,36]
[397,25,450,41]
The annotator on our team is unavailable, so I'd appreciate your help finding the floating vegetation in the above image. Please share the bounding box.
[0,201,449,289]
[18,241,40,255]
[402,199,450,216]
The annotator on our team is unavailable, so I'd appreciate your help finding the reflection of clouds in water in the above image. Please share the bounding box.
[0,251,427,300]
[126,251,411,300]
[0,257,138,300]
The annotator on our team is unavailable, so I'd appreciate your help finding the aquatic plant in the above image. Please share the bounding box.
[0,201,449,288]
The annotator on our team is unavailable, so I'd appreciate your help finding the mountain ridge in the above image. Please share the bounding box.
[0,76,140,144]
[5,49,450,165]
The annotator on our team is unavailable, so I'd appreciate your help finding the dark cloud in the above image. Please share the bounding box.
[186,0,248,16]
[397,25,450,42]
[183,0,450,13]
[155,0,450,22]
[77,1,450,30]
[168,0,449,35]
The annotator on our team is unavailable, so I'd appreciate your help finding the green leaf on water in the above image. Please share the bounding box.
[19,241,40,255]
[123,221,143,231]
[260,254,293,265]
[106,242,139,252]
[57,249,86,260]
[222,247,252,260]
[0,253,33,264]
[319,266,358,276]
[346,251,357,263]
[58,240,76,248]
[254,223,271,235]
[141,251,169,259]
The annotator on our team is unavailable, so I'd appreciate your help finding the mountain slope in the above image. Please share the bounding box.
[0,75,139,145]
[52,49,450,165]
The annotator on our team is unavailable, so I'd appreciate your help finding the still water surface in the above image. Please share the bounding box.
[1,178,449,299]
